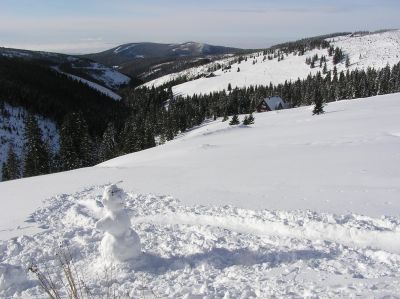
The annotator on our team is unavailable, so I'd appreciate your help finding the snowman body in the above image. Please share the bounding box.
[95,185,141,262]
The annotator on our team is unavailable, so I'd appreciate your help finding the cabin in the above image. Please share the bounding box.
[256,96,289,112]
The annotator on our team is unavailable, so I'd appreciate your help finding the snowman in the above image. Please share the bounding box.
[95,184,141,262]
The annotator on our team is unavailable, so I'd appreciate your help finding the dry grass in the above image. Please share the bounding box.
[28,247,146,299]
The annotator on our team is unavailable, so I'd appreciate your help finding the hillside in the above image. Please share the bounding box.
[0,47,131,92]
[84,42,246,81]
[143,30,400,96]
[0,56,131,181]
[1,93,400,297]
[0,103,59,177]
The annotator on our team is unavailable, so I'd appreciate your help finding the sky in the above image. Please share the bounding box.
[0,0,399,54]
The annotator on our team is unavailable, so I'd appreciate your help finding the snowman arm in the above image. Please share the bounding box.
[95,217,113,231]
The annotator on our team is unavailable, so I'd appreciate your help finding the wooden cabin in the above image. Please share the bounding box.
[256,96,289,112]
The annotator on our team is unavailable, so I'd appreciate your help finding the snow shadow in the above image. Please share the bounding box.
[131,247,335,274]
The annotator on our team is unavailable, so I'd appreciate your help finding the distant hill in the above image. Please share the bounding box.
[141,30,400,96]
[0,47,132,91]
[83,42,248,81]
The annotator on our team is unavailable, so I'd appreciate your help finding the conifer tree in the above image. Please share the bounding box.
[345,55,350,68]
[59,112,92,170]
[242,113,255,125]
[247,113,255,124]
[3,144,20,180]
[323,62,328,74]
[312,90,325,115]
[98,122,118,162]
[1,162,8,181]
[229,114,240,125]
[23,114,50,177]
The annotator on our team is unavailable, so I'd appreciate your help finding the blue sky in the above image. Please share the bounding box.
[1,0,399,53]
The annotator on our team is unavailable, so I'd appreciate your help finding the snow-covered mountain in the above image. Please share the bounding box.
[84,42,245,81]
[0,47,131,95]
[1,93,400,297]
[143,30,400,96]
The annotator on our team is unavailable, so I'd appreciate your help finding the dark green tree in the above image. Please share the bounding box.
[59,112,92,170]
[345,55,350,68]
[312,88,325,115]
[23,114,50,177]
[98,122,118,162]
[229,114,240,125]
[2,144,20,181]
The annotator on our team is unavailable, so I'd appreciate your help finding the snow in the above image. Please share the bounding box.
[78,62,131,89]
[53,67,123,101]
[142,30,400,96]
[1,93,400,297]
[0,103,59,180]
[113,44,138,54]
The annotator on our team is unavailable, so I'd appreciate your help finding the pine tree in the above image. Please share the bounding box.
[3,144,20,181]
[1,162,8,181]
[242,113,255,125]
[222,113,229,122]
[98,122,118,162]
[247,113,255,125]
[229,114,240,125]
[312,89,325,115]
[323,62,328,74]
[345,55,350,68]
[333,47,344,65]
[227,83,232,92]
[23,114,50,177]
[59,112,92,170]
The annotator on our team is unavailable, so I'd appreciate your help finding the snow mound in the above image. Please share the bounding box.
[1,185,400,297]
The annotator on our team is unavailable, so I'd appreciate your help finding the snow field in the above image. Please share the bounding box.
[1,93,400,297]
[2,185,400,298]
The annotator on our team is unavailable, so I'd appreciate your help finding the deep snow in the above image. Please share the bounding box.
[1,93,400,297]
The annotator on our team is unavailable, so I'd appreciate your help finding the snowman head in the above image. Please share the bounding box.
[102,184,125,212]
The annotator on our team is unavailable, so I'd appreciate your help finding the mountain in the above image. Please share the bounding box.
[0,47,132,92]
[83,42,247,81]
[1,93,400,297]
[142,30,400,96]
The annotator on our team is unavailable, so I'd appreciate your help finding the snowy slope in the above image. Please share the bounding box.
[53,67,123,101]
[143,30,400,96]
[0,103,59,179]
[1,94,400,297]
[69,61,130,90]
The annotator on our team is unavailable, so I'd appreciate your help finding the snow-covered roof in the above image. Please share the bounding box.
[264,96,285,110]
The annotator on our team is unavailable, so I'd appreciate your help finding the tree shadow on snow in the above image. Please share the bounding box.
[130,247,336,274]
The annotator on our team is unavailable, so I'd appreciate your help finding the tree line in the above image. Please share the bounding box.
[2,58,400,181]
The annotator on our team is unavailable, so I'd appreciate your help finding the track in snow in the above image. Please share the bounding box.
[1,185,400,298]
